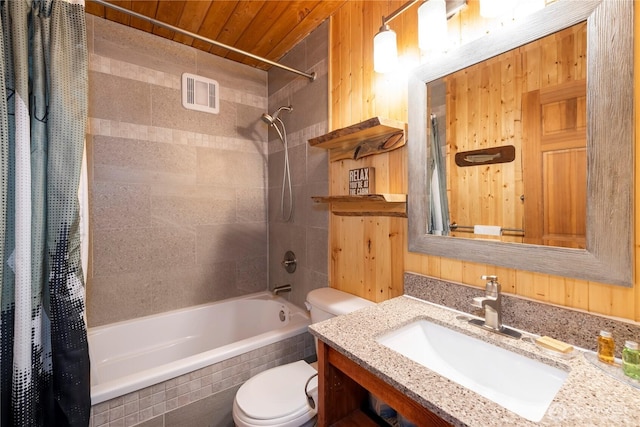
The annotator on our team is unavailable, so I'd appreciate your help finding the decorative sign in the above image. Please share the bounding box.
[349,167,375,195]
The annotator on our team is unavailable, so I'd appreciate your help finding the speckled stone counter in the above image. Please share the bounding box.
[404,272,640,356]
[309,296,640,426]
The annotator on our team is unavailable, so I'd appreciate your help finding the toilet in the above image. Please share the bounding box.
[232,288,374,427]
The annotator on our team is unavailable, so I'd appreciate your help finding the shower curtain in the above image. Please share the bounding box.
[428,114,450,236]
[0,0,90,426]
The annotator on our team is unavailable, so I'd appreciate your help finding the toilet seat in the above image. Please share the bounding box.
[233,361,318,427]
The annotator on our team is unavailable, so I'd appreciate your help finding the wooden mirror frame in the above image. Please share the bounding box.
[408,0,634,286]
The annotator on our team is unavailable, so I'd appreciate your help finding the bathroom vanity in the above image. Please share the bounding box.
[317,340,450,426]
[310,296,640,426]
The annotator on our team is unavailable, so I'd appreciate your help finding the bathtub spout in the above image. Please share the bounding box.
[273,284,292,296]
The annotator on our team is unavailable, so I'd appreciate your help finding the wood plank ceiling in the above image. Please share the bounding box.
[85,0,347,71]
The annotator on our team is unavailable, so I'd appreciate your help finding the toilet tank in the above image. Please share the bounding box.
[306,288,375,324]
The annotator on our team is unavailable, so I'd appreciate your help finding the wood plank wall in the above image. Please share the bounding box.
[328,0,640,321]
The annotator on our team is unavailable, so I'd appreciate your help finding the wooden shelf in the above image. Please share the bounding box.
[311,194,407,217]
[308,117,406,162]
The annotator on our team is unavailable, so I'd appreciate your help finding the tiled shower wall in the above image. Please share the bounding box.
[86,15,270,327]
[267,21,330,308]
[85,13,330,427]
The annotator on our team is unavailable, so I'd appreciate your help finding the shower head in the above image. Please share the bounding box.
[261,105,293,125]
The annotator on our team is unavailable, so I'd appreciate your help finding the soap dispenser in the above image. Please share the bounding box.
[622,341,640,379]
[597,330,615,364]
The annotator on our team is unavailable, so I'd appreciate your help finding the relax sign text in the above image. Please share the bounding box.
[348,167,375,195]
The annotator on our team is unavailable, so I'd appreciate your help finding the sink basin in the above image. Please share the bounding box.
[376,319,568,422]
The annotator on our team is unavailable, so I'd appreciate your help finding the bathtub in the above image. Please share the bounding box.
[88,291,310,405]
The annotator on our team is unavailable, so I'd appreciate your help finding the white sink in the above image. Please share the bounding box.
[376,319,568,422]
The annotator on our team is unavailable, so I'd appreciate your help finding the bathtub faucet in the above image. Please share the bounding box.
[273,284,292,296]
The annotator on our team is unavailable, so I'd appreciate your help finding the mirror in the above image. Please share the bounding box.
[408,0,633,286]
[427,22,587,249]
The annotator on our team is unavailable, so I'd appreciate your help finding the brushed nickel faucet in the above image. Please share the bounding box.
[470,275,521,339]
[273,284,292,296]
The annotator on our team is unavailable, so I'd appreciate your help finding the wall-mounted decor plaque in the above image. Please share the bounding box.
[349,167,375,195]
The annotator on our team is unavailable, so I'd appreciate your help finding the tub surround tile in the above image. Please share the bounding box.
[164,384,240,427]
[93,135,198,178]
[404,272,640,355]
[309,293,640,426]
[306,227,328,274]
[266,20,329,311]
[195,50,266,98]
[89,53,181,91]
[195,223,266,264]
[151,86,238,137]
[92,181,151,230]
[236,256,269,293]
[89,72,152,125]
[89,261,244,326]
[306,143,329,183]
[92,17,197,77]
[90,333,314,427]
[196,147,265,188]
[151,191,237,228]
[305,182,330,229]
[88,16,270,328]
[89,119,263,154]
[236,187,268,223]
[92,226,196,276]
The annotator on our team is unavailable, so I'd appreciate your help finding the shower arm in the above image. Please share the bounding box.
[91,0,316,82]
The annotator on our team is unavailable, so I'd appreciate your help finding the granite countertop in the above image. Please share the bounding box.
[309,296,640,426]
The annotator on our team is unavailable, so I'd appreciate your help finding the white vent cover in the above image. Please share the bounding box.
[181,73,219,114]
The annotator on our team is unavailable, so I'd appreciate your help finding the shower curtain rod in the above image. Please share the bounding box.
[91,0,317,81]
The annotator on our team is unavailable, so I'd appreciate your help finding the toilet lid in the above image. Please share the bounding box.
[235,361,318,421]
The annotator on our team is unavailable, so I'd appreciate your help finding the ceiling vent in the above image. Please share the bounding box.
[182,73,219,114]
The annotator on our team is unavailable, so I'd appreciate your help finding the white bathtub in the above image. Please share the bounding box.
[88,292,310,405]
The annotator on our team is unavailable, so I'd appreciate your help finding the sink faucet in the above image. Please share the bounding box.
[473,275,502,330]
[469,275,521,339]
[273,284,292,296]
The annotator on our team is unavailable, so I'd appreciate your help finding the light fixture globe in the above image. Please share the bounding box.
[418,0,448,53]
[480,0,511,18]
[373,25,398,73]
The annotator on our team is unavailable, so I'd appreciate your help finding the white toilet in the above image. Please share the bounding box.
[232,287,374,427]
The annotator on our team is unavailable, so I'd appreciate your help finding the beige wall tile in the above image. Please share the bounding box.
[196,50,266,98]
[267,22,329,300]
[150,86,237,137]
[196,147,265,188]
[89,72,151,125]
[236,188,267,223]
[92,135,197,180]
[92,18,197,77]
[92,181,150,230]
[92,227,196,276]
[195,223,266,264]
[150,193,236,228]
[88,15,272,327]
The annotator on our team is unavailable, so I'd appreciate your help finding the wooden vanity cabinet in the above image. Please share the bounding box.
[316,340,452,427]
